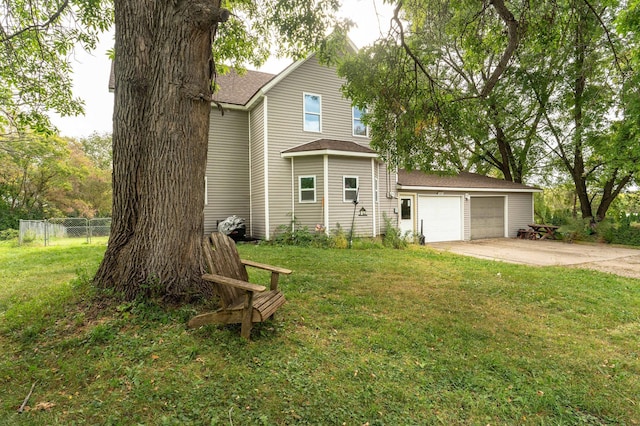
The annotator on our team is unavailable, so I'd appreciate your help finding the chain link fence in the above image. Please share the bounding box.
[19,218,111,246]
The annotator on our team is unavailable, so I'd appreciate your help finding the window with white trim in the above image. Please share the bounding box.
[299,176,316,203]
[304,93,321,132]
[343,176,359,202]
[352,106,368,137]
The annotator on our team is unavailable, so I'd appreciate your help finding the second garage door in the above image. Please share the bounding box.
[470,196,505,239]
[418,196,463,243]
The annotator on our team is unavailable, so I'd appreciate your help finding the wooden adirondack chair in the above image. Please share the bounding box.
[187,232,292,339]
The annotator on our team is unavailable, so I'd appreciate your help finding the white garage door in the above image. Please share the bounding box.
[470,196,505,239]
[418,196,463,243]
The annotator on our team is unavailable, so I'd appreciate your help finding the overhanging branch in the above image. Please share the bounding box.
[480,0,519,97]
[0,0,70,43]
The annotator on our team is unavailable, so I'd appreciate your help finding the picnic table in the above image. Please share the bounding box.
[527,223,560,240]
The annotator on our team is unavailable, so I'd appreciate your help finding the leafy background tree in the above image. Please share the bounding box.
[0,132,112,229]
[0,0,113,136]
[339,0,638,224]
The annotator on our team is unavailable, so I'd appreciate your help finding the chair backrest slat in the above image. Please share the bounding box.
[203,232,248,307]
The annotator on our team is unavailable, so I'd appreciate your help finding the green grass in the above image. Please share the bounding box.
[1,240,639,425]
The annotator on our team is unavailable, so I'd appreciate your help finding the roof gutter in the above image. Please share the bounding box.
[397,185,543,193]
[281,149,379,159]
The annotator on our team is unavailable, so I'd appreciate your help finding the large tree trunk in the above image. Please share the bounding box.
[95,0,225,300]
[571,8,595,223]
[595,171,633,222]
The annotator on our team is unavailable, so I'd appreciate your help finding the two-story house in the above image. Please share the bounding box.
[204,53,541,242]
[205,53,398,240]
[110,49,540,242]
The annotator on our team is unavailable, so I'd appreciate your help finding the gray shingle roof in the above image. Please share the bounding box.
[282,139,376,154]
[398,170,541,191]
[212,69,275,106]
[107,66,275,105]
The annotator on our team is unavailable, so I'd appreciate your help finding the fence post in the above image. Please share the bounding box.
[44,219,49,247]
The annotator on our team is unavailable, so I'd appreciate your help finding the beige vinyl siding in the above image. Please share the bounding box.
[250,100,266,237]
[204,109,250,234]
[263,55,372,237]
[326,157,374,236]
[291,157,325,230]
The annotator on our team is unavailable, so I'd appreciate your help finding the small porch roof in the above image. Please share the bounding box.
[281,139,378,158]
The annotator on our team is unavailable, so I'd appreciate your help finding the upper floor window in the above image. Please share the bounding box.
[343,176,359,202]
[352,106,368,137]
[299,176,316,203]
[304,93,321,132]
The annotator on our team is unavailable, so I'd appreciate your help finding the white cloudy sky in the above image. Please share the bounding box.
[50,0,394,138]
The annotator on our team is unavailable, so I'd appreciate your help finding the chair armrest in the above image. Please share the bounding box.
[241,259,292,275]
[202,273,266,292]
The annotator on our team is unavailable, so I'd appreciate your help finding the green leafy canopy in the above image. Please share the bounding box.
[0,0,114,136]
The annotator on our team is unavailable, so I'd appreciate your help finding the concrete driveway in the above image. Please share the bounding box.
[428,238,640,279]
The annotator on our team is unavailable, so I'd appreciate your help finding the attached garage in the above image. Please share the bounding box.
[396,171,542,241]
[470,196,506,239]
[418,195,463,243]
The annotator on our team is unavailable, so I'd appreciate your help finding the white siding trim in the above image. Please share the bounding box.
[264,96,270,240]
[323,154,329,234]
[281,149,378,159]
[398,185,542,193]
[371,158,376,236]
[248,110,253,236]
[204,177,208,206]
[505,195,509,237]
[291,159,295,228]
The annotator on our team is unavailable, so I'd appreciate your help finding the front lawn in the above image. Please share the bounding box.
[1,241,638,424]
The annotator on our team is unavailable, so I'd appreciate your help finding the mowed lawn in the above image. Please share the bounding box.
[0,240,639,425]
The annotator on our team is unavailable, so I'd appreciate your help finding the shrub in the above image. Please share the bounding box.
[0,228,18,241]
[382,213,408,249]
[557,217,596,242]
[601,222,640,246]
[271,217,329,247]
[330,223,348,249]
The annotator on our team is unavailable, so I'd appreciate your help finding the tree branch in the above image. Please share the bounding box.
[187,2,230,31]
[390,1,438,93]
[582,0,625,76]
[0,0,70,42]
[480,0,519,97]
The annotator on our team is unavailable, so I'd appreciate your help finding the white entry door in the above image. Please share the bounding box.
[418,195,463,242]
[399,195,415,239]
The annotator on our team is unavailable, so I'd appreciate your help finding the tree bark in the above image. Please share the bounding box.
[95,0,225,300]
[595,171,633,222]
[571,7,595,223]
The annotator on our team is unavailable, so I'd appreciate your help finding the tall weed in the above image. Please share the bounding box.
[382,213,408,249]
